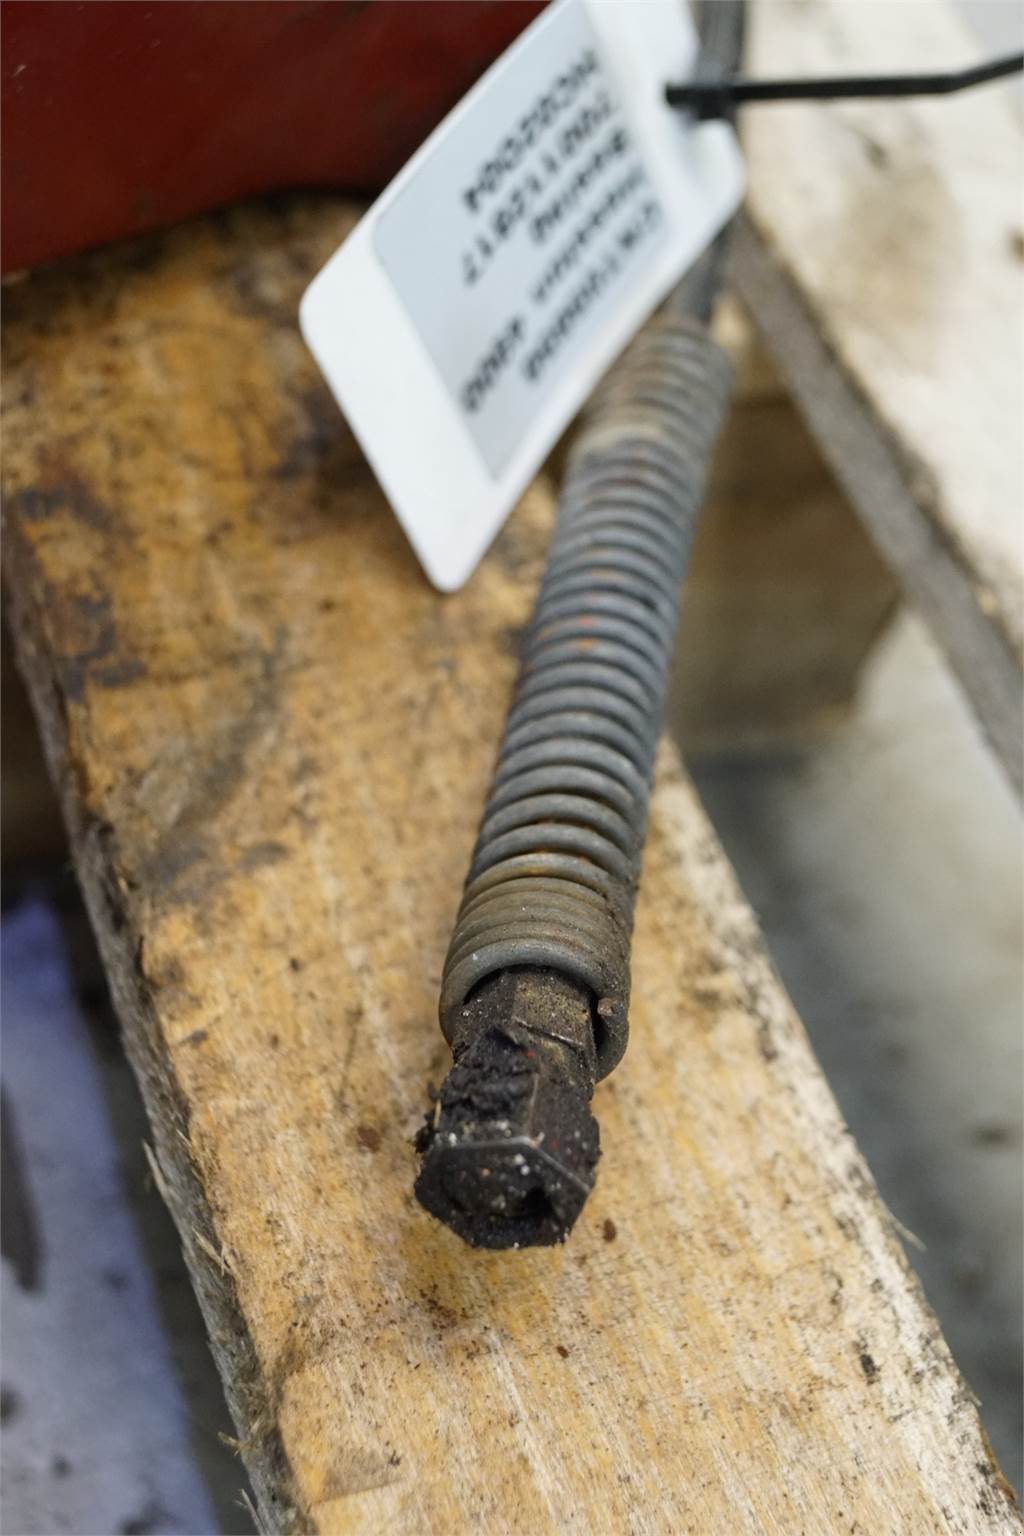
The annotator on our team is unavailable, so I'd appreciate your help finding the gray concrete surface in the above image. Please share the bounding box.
[1,896,254,1536]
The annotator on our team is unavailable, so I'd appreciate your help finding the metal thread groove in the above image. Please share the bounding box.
[439,315,733,1076]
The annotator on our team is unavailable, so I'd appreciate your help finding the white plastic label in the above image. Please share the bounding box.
[300,0,743,591]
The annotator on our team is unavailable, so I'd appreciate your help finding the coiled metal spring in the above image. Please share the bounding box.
[439,314,733,1079]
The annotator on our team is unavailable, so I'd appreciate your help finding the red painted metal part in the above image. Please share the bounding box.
[1,0,543,273]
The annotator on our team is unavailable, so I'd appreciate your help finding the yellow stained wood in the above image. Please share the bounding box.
[737,0,1024,792]
[3,198,1017,1535]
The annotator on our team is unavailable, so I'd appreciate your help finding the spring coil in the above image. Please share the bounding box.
[440,314,733,1078]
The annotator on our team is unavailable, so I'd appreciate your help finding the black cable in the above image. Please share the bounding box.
[666,49,1023,119]
[670,0,746,323]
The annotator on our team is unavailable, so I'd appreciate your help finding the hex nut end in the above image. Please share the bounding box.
[415,973,600,1249]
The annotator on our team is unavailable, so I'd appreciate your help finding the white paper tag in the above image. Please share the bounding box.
[300,0,743,591]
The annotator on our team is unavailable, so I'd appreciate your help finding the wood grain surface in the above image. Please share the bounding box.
[736,0,1024,792]
[677,300,898,752]
[3,197,1018,1534]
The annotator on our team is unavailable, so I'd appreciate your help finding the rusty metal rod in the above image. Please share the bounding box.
[415,315,734,1247]
[415,0,743,1249]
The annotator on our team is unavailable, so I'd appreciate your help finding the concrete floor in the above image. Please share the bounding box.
[1,892,256,1536]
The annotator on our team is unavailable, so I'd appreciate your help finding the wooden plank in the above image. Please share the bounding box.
[1,640,65,868]
[734,0,1024,793]
[676,299,899,753]
[3,198,1018,1536]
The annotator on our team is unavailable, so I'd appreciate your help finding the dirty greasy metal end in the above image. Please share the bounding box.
[415,970,600,1249]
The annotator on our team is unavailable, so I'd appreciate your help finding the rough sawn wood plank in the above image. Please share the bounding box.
[735,0,1024,793]
[3,198,1018,1535]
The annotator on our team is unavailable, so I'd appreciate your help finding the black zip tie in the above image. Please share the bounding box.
[666,49,1023,120]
